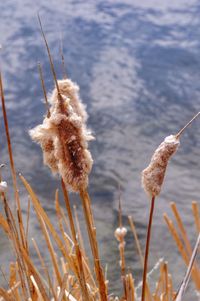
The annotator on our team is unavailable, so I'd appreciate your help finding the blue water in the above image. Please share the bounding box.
[0,1,200,299]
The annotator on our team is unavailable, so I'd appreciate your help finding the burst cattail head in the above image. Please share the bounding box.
[29,79,93,192]
[142,135,180,198]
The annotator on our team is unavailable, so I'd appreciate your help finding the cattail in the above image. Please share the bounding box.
[142,135,180,198]
[29,85,93,192]
[141,112,200,301]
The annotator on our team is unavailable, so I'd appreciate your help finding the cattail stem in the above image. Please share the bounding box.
[141,196,155,301]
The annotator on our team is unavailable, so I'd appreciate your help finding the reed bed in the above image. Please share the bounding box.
[0,20,199,301]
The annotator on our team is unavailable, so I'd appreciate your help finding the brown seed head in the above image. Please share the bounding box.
[141,135,180,198]
[30,80,93,192]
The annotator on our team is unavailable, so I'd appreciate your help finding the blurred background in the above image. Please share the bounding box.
[0,0,200,299]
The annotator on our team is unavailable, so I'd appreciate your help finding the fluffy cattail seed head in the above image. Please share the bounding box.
[115,227,127,242]
[30,78,93,192]
[142,135,180,198]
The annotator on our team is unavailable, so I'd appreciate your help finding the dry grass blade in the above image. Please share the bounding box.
[163,213,200,289]
[73,205,86,258]
[39,217,63,289]
[0,213,9,235]
[0,71,26,249]
[170,202,192,256]
[57,273,68,301]
[125,273,135,301]
[192,201,200,232]
[38,62,50,118]
[32,237,56,300]
[1,195,31,300]
[37,14,60,96]
[61,179,90,301]
[20,247,49,301]
[30,275,44,301]
[174,233,200,301]
[0,288,14,301]
[19,174,76,272]
[8,263,21,301]
[79,188,108,301]
[128,216,143,267]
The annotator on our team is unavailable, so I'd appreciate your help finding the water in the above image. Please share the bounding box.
[0,0,200,299]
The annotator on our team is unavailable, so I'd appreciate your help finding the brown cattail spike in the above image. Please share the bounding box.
[142,111,200,198]
[142,135,180,198]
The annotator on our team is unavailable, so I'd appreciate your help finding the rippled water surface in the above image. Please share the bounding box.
[0,0,200,299]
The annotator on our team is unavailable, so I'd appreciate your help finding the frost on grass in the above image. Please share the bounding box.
[30,79,93,192]
[142,135,180,198]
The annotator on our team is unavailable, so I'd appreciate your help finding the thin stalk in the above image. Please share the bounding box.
[37,14,60,96]
[174,233,200,301]
[141,196,155,301]
[0,71,26,249]
[38,63,50,118]
[61,179,90,301]
[176,111,200,138]
[128,215,143,267]
[79,188,108,301]
[192,201,200,232]
[164,213,200,288]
